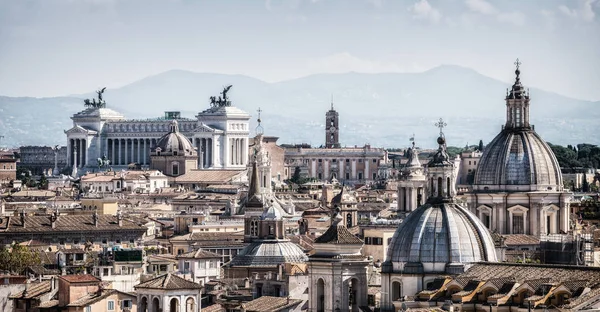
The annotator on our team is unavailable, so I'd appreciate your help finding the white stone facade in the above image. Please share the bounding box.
[65,105,250,173]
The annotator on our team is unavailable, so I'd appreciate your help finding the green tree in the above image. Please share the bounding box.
[478,140,484,152]
[582,172,590,192]
[0,244,41,274]
[38,175,49,190]
[291,166,301,184]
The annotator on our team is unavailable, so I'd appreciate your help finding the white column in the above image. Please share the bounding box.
[118,139,122,165]
[212,137,218,168]
[124,138,129,165]
[78,139,83,168]
[365,158,370,180]
[242,138,248,166]
[67,139,72,167]
[352,159,357,179]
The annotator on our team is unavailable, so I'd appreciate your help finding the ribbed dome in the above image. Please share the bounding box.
[229,240,308,267]
[153,120,195,155]
[473,129,562,191]
[386,203,497,273]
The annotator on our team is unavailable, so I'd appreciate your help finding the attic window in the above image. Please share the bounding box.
[173,151,178,156]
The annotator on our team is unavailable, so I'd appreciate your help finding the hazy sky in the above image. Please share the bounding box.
[0,0,599,100]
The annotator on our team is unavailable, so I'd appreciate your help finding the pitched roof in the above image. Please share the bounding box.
[172,169,245,183]
[503,234,540,246]
[59,274,100,283]
[178,249,222,259]
[241,296,303,312]
[67,289,135,307]
[314,223,363,245]
[2,214,147,233]
[203,304,226,312]
[134,273,202,290]
[9,281,51,299]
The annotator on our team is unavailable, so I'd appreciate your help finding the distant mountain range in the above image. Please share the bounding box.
[1,65,598,149]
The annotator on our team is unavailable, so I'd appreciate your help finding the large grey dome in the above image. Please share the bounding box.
[229,240,308,267]
[153,120,195,155]
[472,63,563,192]
[386,203,497,274]
[473,130,562,192]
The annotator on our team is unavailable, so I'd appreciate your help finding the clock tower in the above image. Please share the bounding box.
[325,100,340,148]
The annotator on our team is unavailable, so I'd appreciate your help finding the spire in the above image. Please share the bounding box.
[248,159,261,199]
[330,94,334,110]
[255,107,264,136]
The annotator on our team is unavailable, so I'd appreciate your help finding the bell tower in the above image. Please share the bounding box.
[325,97,340,148]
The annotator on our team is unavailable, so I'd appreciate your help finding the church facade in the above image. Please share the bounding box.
[64,88,251,173]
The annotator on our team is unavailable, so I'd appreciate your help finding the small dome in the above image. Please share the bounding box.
[473,130,562,191]
[386,203,497,273]
[153,120,195,155]
[229,241,308,267]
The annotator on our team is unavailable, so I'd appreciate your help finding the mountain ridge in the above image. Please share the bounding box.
[1,66,598,149]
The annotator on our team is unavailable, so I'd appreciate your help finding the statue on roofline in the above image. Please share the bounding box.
[209,85,233,108]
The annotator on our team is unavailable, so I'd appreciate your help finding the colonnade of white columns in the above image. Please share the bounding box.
[229,137,247,166]
[106,138,158,166]
[68,138,87,168]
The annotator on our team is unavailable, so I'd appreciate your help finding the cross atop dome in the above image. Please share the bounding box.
[435,118,447,138]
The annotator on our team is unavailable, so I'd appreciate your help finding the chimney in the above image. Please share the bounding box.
[93,210,98,227]
[117,210,123,227]
[20,211,25,228]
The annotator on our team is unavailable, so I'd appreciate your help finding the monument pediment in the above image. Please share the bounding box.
[193,123,220,133]
[65,125,98,135]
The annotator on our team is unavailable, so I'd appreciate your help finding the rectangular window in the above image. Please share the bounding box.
[358,159,363,163]
[122,300,132,309]
[346,173,350,180]
[358,172,363,180]
[86,306,92,312]
[513,215,524,234]
[346,159,349,163]
[318,159,322,163]
[332,159,337,163]
[372,173,377,180]
[184,261,190,272]
[107,300,115,311]
[372,159,377,163]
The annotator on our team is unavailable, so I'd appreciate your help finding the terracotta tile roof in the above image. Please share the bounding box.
[135,273,202,290]
[67,289,136,307]
[241,296,303,312]
[203,304,226,312]
[59,274,100,283]
[172,169,245,183]
[503,234,540,246]
[3,214,147,233]
[178,249,222,259]
[314,223,363,244]
[38,299,59,308]
[9,281,51,299]
[463,263,600,284]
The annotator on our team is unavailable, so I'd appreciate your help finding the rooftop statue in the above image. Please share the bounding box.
[209,85,233,108]
[83,87,107,109]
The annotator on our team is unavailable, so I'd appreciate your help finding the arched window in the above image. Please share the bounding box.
[437,177,442,197]
[172,162,179,176]
[186,297,195,312]
[139,297,148,312]
[170,297,179,312]
[317,278,325,312]
[392,281,402,301]
[447,177,451,197]
[152,297,160,312]
[251,220,258,236]
[346,213,353,228]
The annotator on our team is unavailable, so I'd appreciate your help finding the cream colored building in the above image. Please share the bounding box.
[361,226,398,263]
